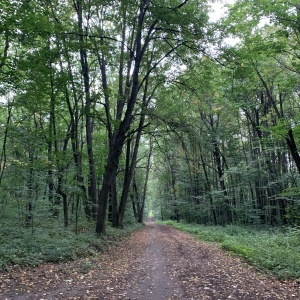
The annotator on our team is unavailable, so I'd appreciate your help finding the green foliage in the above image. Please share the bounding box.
[221,241,254,258]
[279,188,300,225]
[164,221,300,279]
[2,0,300,271]
[0,222,143,270]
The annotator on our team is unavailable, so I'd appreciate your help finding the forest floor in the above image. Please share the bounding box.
[1,222,300,300]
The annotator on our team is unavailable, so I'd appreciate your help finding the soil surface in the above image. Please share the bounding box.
[1,222,300,299]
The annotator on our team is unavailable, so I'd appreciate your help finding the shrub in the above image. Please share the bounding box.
[164,221,300,279]
[0,222,143,270]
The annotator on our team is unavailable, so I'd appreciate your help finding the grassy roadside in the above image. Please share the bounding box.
[0,222,143,270]
[163,220,300,280]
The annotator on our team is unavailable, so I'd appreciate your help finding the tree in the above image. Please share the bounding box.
[95,0,208,234]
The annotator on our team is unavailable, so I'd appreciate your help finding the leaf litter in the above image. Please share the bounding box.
[1,223,299,299]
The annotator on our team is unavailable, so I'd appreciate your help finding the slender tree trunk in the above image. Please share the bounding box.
[57,174,68,227]
[25,155,34,227]
[56,136,70,227]
[131,180,138,220]
[200,152,217,225]
[213,141,232,224]
[0,102,12,187]
[133,178,141,220]
[75,1,97,219]
[48,54,57,214]
[117,69,158,226]
[255,67,300,174]
[62,41,90,219]
[168,155,179,222]
[137,140,152,223]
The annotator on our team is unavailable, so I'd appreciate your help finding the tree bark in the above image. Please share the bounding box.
[0,102,12,187]
[60,35,90,219]
[137,139,153,223]
[75,0,97,219]
[96,0,150,234]
[117,78,151,227]
[200,151,217,225]
[286,129,300,174]
[117,137,132,227]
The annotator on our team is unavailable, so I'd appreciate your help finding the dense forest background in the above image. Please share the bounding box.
[1,0,300,245]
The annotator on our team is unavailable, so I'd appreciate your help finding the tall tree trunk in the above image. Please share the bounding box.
[96,0,151,234]
[117,80,152,227]
[48,53,57,214]
[0,101,12,187]
[75,0,97,219]
[168,154,179,222]
[0,30,9,69]
[55,136,70,227]
[131,179,138,220]
[117,137,132,227]
[137,140,153,223]
[25,155,34,227]
[60,36,90,219]
[133,178,141,220]
[200,151,217,225]
[255,67,300,174]
[108,174,118,226]
[213,141,232,224]
[286,129,300,173]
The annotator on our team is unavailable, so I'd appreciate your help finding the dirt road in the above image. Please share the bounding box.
[1,223,299,299]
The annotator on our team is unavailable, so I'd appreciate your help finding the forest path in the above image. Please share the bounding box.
[1,223,300,299]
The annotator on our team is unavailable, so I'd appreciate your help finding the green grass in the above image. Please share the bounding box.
[0,222,143,270]
[163,220,300,280]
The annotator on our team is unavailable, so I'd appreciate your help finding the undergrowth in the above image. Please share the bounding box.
[0,222,143,270]
[163,220,300,280]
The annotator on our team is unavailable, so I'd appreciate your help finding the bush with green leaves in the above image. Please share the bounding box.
[0,222,143,270]
[164,221,300,279]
